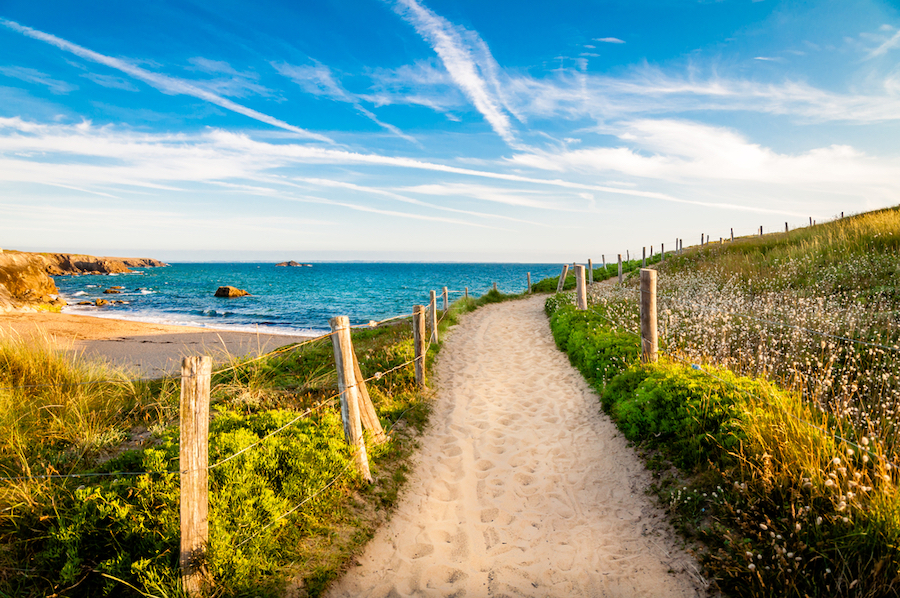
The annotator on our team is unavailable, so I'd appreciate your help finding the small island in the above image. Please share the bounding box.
[275,261,312,267]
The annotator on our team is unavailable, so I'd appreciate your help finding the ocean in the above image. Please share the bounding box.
[54,262,561,336]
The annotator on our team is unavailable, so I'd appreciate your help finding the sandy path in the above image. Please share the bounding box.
[329,295,703,597]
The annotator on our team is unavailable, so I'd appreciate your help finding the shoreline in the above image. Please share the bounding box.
[0,311,313,378]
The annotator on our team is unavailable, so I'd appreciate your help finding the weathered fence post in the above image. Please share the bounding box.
[642,247,646,268]
[627,250,630,261]
[352,352,387,443]
[180,356,211,597]
[701,233,705,246]
[413,305,426,389]
[639,269,658,364]
[587,259,593,284]
[526,272,532,293]
[442,286,448,312]
[464,287,469,300]
[661,243,665,262]
[329,316,373,483]
[575,265,587,310]
[809,216,813,226]
[493,282,497,292]
[617,254,623,284]
[759,225,763,236]
[785,222,789,233]
[602,255,606,270]
[730,228,734,242]
[429,290,438,343]
[556,264,569,293]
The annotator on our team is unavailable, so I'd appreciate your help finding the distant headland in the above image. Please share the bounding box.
[0,249,167,313]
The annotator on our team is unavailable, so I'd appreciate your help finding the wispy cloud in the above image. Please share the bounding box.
[81,72,139,91]
[391,0,520,146]
[0,18,332,142]
[595,37,625,44]
[274,61,417,144]
[0,66,76,94]
[868,29,900,58]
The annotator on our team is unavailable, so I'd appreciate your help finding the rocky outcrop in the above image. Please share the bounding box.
[0,250,166,313]
[275,261,312,267]
[215,286,250,298]
[41,254,168,275]
[0,252,62,313]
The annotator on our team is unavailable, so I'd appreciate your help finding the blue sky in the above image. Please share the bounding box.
[1,0,899,262]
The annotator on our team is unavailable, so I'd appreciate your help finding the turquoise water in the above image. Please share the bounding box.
[54,262,560,335]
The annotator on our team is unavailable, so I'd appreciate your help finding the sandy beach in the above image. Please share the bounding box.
[0,312,309,378]
[328,294,704,597]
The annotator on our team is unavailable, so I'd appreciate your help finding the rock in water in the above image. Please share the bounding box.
[215,286,250,298]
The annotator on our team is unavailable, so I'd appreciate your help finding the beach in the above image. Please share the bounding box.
[0,312,308,378]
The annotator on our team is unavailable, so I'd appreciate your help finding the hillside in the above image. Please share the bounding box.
[542,205,900,597]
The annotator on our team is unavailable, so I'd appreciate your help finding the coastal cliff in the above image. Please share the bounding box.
[0,250,167,313]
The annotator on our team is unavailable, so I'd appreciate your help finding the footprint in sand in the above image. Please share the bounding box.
[325,296,705,598]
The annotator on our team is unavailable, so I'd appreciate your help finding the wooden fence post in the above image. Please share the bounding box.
[640,269,658,364]
[575,265,587,310]
[730,228,734,242]
[180,355,211,597]
[661,243,665,262]
[493,282,497,292]
[413,305,426,389]
[701,233,705,246]
[329,316,373,483]
[526,272,531,293]
[617,254,623,284]
[602,255,606,270]
[464,287,468,300]
[627,249,630,261]
[785,222,788,233]
[352,352,387,443]
[587,259,593,284]
[556,264,569,293]
[809,216,813,226]
[442,286,448,312]
[759,226,763,236]
[642,246,646,268]
[429,290,438,343]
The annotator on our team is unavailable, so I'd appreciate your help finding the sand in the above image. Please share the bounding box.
[328,295,705,597]
[0,312,309,378]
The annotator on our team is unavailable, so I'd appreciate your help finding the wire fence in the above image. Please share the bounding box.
[0,283,469,584]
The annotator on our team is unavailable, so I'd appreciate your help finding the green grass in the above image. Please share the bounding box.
[531,255,661,293]
[546,298,900,597]
[0,308,448,596]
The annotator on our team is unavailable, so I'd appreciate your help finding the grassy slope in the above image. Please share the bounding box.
[0,289,525,598]
[545,207,900,597]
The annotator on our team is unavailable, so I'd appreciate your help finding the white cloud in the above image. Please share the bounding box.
[0,18,332,142]
[507,119,900,202]
[274,61,417,143]
[595,37,625,44]
[0,66,76,94]
[868,29,900,58]
[391,0,520,146]
[81,73,139,91]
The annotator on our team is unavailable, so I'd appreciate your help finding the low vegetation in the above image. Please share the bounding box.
[0,303,464,596]
[544,206,900,597]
